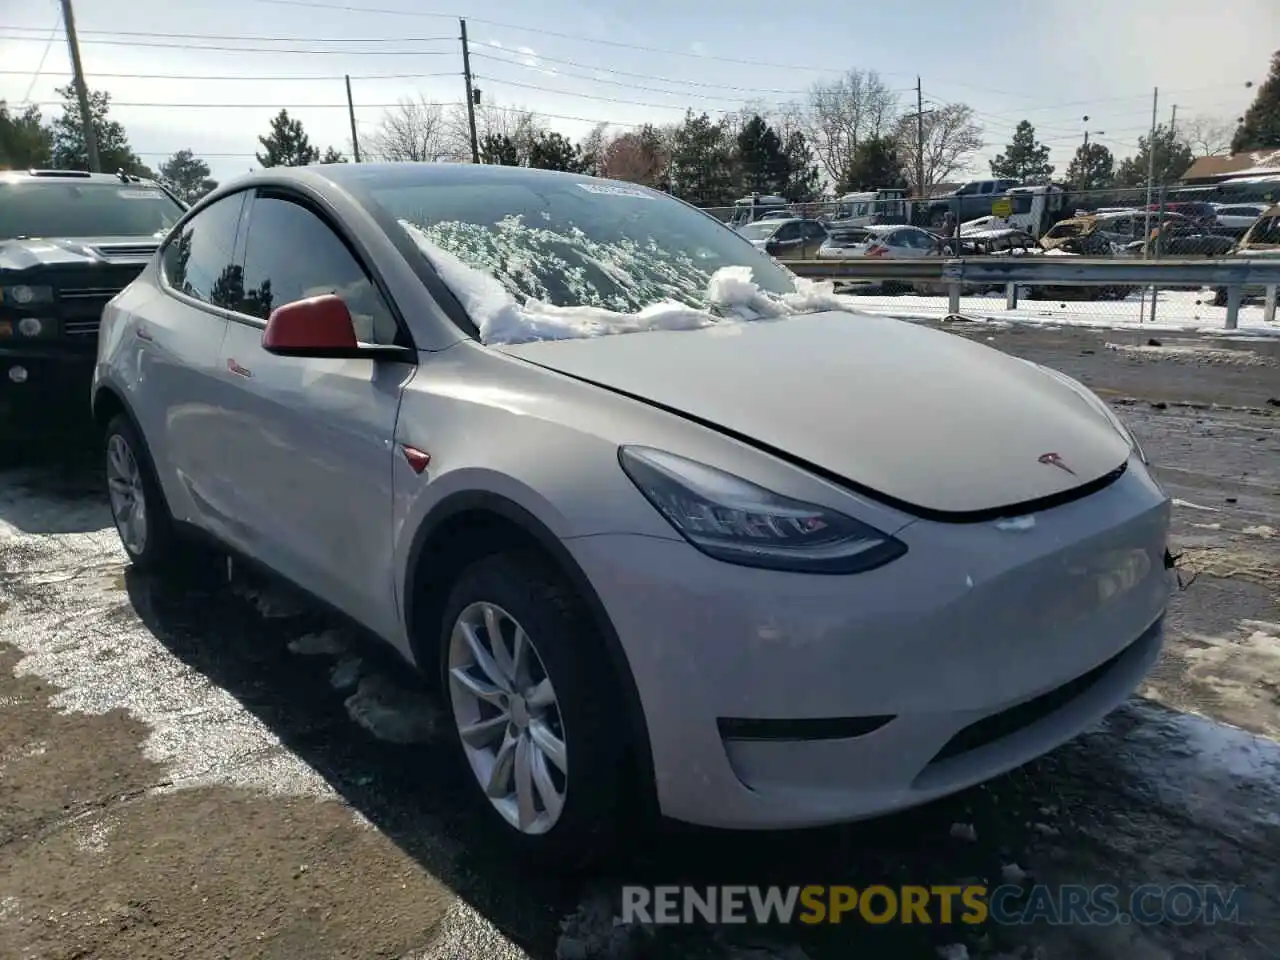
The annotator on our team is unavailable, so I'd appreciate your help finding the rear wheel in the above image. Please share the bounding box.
[440,550,629,868]
[104,414,177,572]
[1212,286,1228,307]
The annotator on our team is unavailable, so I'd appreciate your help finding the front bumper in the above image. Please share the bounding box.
[567,460,1171,829]
[0,347,97,438]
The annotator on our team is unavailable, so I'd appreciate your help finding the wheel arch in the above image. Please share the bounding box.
[403,489,658,817]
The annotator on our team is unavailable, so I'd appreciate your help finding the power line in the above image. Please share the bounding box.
[0,68,461,81]
[0,33,457,55]
[474,75,739,112]
[28,99,461,109]
[469,50,811,98]
[1,25,458,43]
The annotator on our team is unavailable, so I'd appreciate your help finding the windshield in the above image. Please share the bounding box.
[369,175,798,313]
[0,181,186,240]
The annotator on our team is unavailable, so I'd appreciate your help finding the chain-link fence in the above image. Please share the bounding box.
[705,177,1280,329]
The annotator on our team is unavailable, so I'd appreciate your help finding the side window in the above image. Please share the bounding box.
[802,221,827,239]
[238,195,400,345]
[161,192,246,309]
[773,222,801,241]
[978,181,995,195]
[955,183,978,196]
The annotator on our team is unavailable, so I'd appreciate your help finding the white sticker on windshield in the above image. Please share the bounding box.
[117,189,165,200]
[575,183,655,200]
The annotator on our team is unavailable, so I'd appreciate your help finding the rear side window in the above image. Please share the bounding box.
[238,195,400,345]
[1246,216,1280,245]
[161,191,247,308]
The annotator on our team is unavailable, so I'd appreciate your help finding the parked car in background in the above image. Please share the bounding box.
[94,162,1170,868]
[737,217,828,258]
[819,224,942,293]
[1213,202,1269,235]
[1212,203,1280,305]
[926,178,1020,226]
[1,169,187,439]
[727,193,793,227]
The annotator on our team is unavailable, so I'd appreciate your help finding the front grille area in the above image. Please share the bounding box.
[61,317,103,337]
[60,286,127,301]
[91,242,159,259]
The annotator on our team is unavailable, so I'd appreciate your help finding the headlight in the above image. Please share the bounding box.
[17,317,45,337]
[618,446,907,574]
[3,285,54,306]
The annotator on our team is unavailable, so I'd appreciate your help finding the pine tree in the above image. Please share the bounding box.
[989,120,1053,183]
[734,115,789,195]
[1116,124,1194,186]
[839,136,907,193]
[256,110,320,167]
[781,131,821,201]
[480,133,521,166]
[320,146,347,163]
[49,85,149,174]
[527,131,584,172]
[158,149,218,203]
[1064,142,1115,191]
[669,111,735,206]
[1232,49,1280,151]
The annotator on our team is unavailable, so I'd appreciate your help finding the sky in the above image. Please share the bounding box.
[1,0,1276,185]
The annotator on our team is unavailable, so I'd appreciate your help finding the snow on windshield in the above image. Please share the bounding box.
[399,218,865,346]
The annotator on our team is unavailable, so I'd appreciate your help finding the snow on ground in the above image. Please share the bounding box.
[848,288,1280,337]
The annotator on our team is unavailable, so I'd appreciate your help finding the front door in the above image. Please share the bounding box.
[215,190,413,637]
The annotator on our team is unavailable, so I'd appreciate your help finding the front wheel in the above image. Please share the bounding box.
[104,414,177,572]
[439,550,631,868]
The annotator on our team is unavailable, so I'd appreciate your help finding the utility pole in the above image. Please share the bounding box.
[1143,87,1158,259]
[1169,104,1178,139]
[915,77,925,201]
[345,75,361,162]
[460,18,480,164]
[58,0,99,172]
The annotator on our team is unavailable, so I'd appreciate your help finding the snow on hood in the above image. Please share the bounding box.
[398,219,866,346]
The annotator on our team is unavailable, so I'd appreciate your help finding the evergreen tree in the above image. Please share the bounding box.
[158,149,217,203]
[989,120,1053,183]
[528,131,584,172]
[1116,124,1194,186]
[839,135,907,192]
[781,130,821,201]
[0,102,52,168]
[669,110,735,205]
[734,115,789,195]
[256,110,320,167]
[1232,49,1280,151]
[1064,142,1115,191]
[480,133,521,166]
[320,146,347,163]
[50,85,149,174]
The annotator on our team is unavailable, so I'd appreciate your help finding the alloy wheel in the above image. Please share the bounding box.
[106,433,149,556]
[447,600,568,835]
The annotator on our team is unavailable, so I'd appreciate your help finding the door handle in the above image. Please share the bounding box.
[227,358,253,379]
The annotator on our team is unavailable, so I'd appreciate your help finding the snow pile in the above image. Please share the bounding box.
[399,220,865,346]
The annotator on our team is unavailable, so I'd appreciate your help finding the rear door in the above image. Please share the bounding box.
[215,189,414,636]
[146,190,250,529]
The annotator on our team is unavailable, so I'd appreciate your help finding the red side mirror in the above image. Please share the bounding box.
[262,294,358,356]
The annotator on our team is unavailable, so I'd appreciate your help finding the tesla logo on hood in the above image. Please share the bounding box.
[1038,452,1076,475]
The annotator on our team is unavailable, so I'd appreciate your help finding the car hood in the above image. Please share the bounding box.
[496,311,1132,518]
[0,235,162,273]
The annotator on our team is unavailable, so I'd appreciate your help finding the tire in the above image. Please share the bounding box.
[1212,287,1228,307]
[104,413,178,573]
[439,550,630,869]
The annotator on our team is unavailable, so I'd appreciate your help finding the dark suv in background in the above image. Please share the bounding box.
[1,169,187,438]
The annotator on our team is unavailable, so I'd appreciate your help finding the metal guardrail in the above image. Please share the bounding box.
[780,257,1280,329]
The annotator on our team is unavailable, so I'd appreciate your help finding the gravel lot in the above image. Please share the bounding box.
[2,319,1278,960]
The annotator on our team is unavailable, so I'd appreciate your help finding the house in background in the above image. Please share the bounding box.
[1180,149,1280,186]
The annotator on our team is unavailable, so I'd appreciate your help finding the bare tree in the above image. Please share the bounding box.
[804,70,900,183]
[441,102,546,163]
[1180,115,1235,157]
[893,102,983,195]
[599,126,669,186]
[364,96,447,162]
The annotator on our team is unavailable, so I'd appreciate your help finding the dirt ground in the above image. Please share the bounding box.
[1,319,1278,960]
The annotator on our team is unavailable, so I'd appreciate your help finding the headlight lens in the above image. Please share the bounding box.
[618,446,907,574]
[3,285,54,306]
